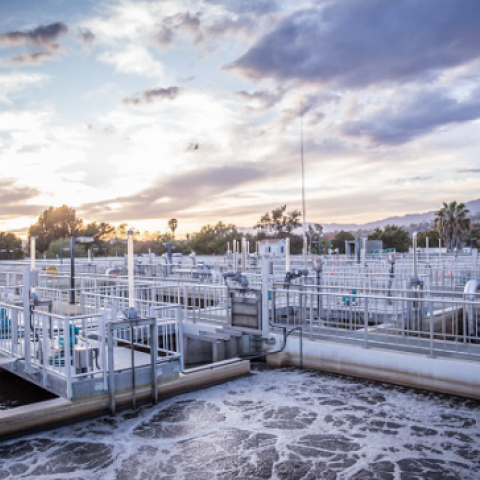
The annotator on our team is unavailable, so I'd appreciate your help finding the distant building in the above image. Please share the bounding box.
[258,239,287,257]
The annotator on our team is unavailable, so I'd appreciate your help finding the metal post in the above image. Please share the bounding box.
[108,322,116,415]
[241,238,246,273]
[413,232,418,278]
[286,237,291,272]
[303,235,308,269]
[127,231,135,310]
[22,265,31,369]
[261,256,270,338]
[150,318,158,404]
[233,239,237,271]
[70,236,75,304]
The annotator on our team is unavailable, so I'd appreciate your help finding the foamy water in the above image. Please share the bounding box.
[1,366,479,479]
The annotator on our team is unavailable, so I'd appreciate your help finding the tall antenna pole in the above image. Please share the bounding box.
[300,101,308,268]
[300,101,306,234]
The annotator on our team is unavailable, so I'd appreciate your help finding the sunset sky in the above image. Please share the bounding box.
[1,0,480,237]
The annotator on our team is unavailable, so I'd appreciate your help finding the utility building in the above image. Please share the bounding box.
[258,239,287,257]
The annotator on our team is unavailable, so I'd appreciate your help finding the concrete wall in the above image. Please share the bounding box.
[0,360,250,440]
[267,335,480,400]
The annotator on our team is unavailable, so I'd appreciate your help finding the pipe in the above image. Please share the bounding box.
[241,238,246,273]
[426,236,429,263]
[233,239,237,269]
[30,237,35,271]
[464,278,480,337]
[413,231,418,278]
[127,230,135,309]
[286,237,291,272]
[303,235,308,268]
[70,236,75,304]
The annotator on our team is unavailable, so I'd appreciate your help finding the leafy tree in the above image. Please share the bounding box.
[46,238,87,259]
[306,223,323,254]
[435,201,471,250]
[189,222,238,254]
[0,232,23,259]
[255,205,301,236]
[81,222,115,242]
[417,230,440,248]
[369,225,411,252]
[168,218,178,238]
[466,222,480,248]
[332,230,354,254]
[29,205,82,253]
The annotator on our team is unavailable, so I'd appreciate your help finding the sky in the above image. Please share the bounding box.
[1,0,480,238]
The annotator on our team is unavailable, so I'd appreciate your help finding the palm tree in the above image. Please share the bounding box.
[168,218,178,238]
[434,201,471,251]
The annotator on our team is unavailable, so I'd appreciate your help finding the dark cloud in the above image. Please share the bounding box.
[79,164,263,221]
[343,89,480,144]
[228,0,480,88]
[123,87,184,105]
[77,27,95,52]
[0,179,45,219]
[458,168,480,174]
[5,51,55,66]
[204,16,255,38]
[0,22,68,51]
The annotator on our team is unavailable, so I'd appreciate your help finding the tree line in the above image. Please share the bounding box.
[329,201,478,253]
[0,201,477,259]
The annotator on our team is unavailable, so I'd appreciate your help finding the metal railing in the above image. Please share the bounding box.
[271,287,480,361]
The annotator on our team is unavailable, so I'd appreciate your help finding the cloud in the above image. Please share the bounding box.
[0,22,68,51]
[123,86,184,105]
[393,176,433,185]
[79,163,264,221]
[343,89,480,144]
[77,27,95,52]
[235,89,283,110]
[458,168,480,174]
[0,179,45,219]
[0,72,48,104]
[228,0,480,88]
[152,12,203,48]
[4,52,56,67]
[205,0,278,15]
[99,45,165,79]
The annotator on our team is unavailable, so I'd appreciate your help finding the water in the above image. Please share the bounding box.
[1,366,479,479]
[0,370,56,410]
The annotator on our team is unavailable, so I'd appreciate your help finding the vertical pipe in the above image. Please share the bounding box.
[426,236,429,263]
[413,231,418,278]
[70,236,75,304]
[303,235,308,268]
[128,230,135,308]
[233,239,237,271]
[261,257,270,338]
[241,238,246,273]
[286,237,291,272]
[22,265,31,369]
[30,237,36,270]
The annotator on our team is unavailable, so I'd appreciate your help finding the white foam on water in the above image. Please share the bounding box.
[0,367,479,479]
